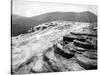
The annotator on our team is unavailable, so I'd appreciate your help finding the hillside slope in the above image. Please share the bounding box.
[12,11,97,36]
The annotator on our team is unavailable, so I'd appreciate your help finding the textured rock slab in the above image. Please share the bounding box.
[75,54,97,69]
[82,50,97,59]
[45,48,85,71]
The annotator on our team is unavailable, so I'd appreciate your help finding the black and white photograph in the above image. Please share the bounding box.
[11,0,97,74]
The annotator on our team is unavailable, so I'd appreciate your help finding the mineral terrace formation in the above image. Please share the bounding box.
[11,21,97,74]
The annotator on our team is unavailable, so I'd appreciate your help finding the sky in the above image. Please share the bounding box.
[12,0,97,17]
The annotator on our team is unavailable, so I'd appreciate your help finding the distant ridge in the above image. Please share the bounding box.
[12,11,97,36]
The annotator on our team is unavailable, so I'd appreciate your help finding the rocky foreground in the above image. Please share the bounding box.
[11,21,97,74]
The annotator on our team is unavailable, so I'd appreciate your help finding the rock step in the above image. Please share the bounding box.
[53,45,74,59]
[63,35,86,42]
[57,43,74,54]
[75,54,97,70]
[74,40,96,49]
[63,42,76,53]
[75,47,87,52]
[70,32,97,37]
